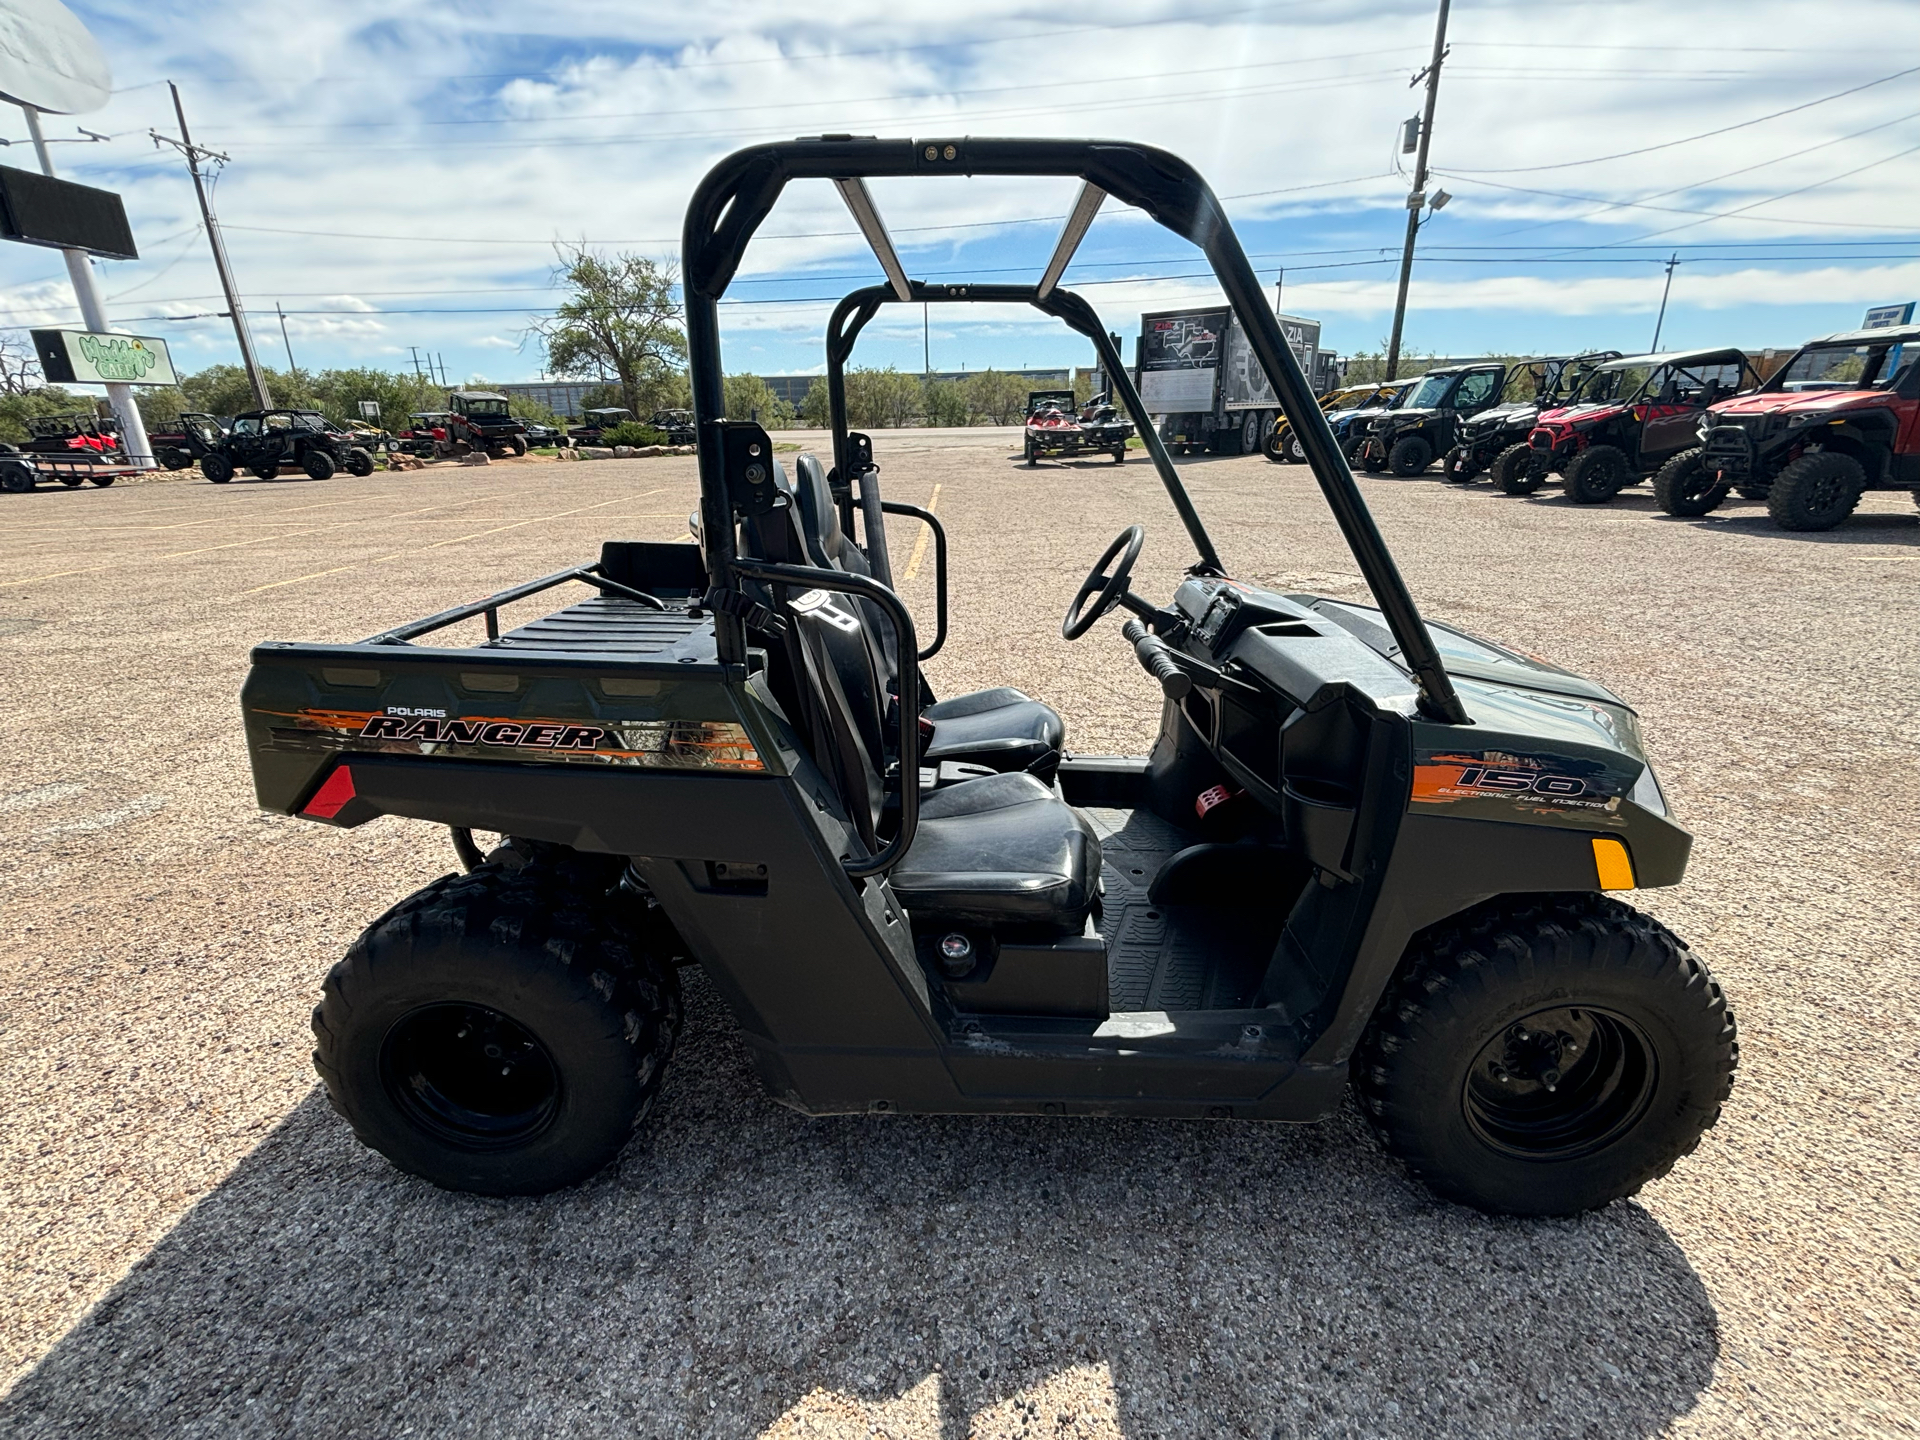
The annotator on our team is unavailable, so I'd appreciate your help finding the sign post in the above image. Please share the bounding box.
[0,1,153,466]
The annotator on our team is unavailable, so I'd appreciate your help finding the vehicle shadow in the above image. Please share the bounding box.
[0,974,1719,1440]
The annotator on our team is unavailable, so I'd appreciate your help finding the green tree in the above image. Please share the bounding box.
[841,366,924,428]
[723,372,794,428]
[0,385,87,443]
[922,377,972,427]
[532,246,687,418]
[964,369,1029,425]
[798,376,831,428]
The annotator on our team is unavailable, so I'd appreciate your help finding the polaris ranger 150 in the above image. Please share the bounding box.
[1522,348,1757,503]
[1656,323,1920,529]
[243,138,1735,1216]
[1441,353,1621,487]
[1356,364,1507,477]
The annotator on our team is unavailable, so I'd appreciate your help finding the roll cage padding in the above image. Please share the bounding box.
[682,137,1469,725]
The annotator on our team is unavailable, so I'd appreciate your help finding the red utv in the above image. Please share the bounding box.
[1655,323,1920,529]
[1519,348,1758,503]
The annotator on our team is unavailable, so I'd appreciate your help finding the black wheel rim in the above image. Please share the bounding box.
[1803,467,1848,520]
[1462,1006,1656,1161]
[382,1002,561,1150]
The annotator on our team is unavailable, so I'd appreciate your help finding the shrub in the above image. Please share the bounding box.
[600,421,668,447]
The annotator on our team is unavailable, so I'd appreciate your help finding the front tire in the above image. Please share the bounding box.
[1388,434,1432,477]
[1490,442,1540,494]
[201,454,234,484]
[510,436,528,457]
[1440,446,1479,483]
[1354,894,1737,1216]
[304,449,338,480]
[312,867,681,1196]
[345,447,376,477]
[249,463,279,480]
[1652,447,1725,516]
[1767,450,1864,531]
[1562,443,1629,503]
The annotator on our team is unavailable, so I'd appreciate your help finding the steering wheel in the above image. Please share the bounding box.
[1062,525,1145,640]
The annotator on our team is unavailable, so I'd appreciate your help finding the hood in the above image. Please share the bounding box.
[1535,400,1627,432]
[1306,598,1651,766]
[1710,388,1896,421]
[1461,401,1538,430]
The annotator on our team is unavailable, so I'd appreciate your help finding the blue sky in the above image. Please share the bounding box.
[3,0,1916,384]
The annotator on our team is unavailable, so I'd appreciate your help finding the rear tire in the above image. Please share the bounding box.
[1388,435,1432,477]
[89,474,114,487]
[1490,443,1539,495]
[1652,447,1725,516]
[1241,411,1261,455]
[59,476,84,488]
[162,451,191,471]
[303,449,337,480]
[201,454,234,484]
[1112,446,1125,463]
[312,866,681,1196]
[1440,446,1479,483]
[1766,450,1864,531]
[2,460,35,493]
[1354,894,1737,1216]
[249,464,279,480]
[1562,444,1629,503]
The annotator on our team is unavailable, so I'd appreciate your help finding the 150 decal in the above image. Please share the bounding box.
[1413,751,1622,812]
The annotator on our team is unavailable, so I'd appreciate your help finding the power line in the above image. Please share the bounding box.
[1441,63,1920,174]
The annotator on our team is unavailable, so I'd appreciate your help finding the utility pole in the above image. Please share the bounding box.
[923,300,930,382]
[1384,0,1452,381]
[19,108,154,467]
[1650,253,1680,351]
[152,83,269,409]
[276,302,298,377]
[409,346,425,381]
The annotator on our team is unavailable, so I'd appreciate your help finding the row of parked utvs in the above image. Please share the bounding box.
[248,138,1739,1218]
[1269,330,1920,531]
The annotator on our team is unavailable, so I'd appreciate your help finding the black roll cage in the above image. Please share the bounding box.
[681,135,1468,725]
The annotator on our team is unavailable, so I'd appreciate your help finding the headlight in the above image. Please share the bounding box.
[1630,764,1667,816]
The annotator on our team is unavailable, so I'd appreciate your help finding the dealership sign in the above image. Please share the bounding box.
[30,328,178,386]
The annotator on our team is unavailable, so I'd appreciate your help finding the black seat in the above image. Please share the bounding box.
[890,772,1101,934]
[791,452,1067,778]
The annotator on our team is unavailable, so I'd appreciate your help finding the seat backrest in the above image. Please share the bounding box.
[736,463,890,847]
[792,449,902,693]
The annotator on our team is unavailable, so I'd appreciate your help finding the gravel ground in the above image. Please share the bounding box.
[0,435,1915,1438]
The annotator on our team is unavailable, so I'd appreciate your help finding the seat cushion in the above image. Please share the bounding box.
[923,687,1066,772]
[892,773,1101,932]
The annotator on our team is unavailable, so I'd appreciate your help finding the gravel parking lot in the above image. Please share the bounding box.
[1,434,1915,1438]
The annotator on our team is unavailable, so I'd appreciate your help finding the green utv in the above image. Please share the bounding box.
[242,139,1736,1216]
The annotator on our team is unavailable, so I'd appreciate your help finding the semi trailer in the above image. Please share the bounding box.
[1137,307,1327,455]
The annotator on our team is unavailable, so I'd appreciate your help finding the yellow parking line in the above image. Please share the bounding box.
[902,483,942,581]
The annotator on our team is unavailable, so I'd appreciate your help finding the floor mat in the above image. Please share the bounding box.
[1083,808,1276,1012]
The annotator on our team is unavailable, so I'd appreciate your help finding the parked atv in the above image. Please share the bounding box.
[244,137,1735,1218]
[399,412,454,459]
[1355,364,1507,477]
[649,409,698,446]
[447,391,529,457]
[142,413,223,470]
[1442,353,1622,488]
[1328,377,1420,470]
[567,407,634,446]
[22,411,121,463]
[1656,323,1920,529]
[1265,380,1397,465]
[200,408,376,484]
[1520,348,1758,503]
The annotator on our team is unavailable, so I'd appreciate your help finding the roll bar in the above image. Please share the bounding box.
[682,136,1469,725]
